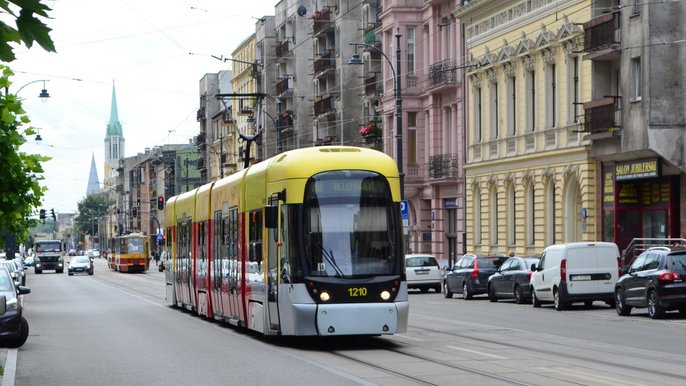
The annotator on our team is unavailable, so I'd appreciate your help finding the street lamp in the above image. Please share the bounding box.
[14,79,50,102]
[349,28,404,198]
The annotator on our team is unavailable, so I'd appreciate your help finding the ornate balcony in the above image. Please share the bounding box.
[275,77,291,95]
[428,59,457,88]
[429,153,459,179]
[275,40,289,57]
[364,74,378,96]
[196,107,206,121]
[583,97,621,133]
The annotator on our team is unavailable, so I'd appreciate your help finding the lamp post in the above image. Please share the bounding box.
[12,79,50,102]
[349,29,404,198]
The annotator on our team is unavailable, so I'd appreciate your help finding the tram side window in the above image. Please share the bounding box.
[249,210,263,267]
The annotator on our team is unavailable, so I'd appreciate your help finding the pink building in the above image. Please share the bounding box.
[375,0,466,263]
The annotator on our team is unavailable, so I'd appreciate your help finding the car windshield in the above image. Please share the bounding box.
[1,261,16,271]
[35,241,62,252]
[476,258,500,268]
[74,256,91,264]
[406,256,438,268]
[524,258,540,270]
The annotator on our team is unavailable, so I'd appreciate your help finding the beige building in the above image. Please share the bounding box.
[231,34,259,165]
[456,0,595,256]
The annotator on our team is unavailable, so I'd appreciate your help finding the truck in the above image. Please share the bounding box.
[34,239,64,274]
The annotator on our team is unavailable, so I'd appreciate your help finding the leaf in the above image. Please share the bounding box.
[15,9,55,52]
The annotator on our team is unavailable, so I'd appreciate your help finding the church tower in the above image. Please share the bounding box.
[103,84,125,189]
[86,153,100,195]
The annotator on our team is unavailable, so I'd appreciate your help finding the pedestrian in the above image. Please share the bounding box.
[508,250,515,257]
[154,250,160,266]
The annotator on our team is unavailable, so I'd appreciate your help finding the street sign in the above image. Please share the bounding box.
[400,200,409,220]
[156,234,163,243]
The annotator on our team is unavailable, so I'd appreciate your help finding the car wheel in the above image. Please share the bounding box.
[514,285,525,304]
[462,282,473,300]
[5,317,29,348]
[554,289,566,311]
[584,300,594,308]
[488,285,497,302]
[433,283,441,293]
[615,289,631,316]
[443,281,453,299]
[68,272,73,276]
[647,290,665,319]
[532,288,541,308]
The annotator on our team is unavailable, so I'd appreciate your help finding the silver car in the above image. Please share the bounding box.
[405,254,443,293]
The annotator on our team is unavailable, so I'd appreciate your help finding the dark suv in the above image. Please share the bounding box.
[444,254,507,299]
[0,266,31,347]
[615,247,686,319]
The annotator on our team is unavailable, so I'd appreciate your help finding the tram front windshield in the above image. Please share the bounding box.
[303,171,400,278]
[120,238,145,254]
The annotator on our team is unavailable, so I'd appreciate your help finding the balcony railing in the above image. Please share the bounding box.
[194,132,206,145]
[583,12,619,52]
[314,94,333,116]
[364,28,377,45]
[583,97,620,133]
[313,50,335,74]
[364,74,378,96]
[428,59,457,88]
[275,40,289,57]
[275,77,290,95]
[429,154,459,179]
[196,107,206,121]
[312,7,332,35]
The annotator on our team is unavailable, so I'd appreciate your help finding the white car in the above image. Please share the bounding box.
[405,254,442,293]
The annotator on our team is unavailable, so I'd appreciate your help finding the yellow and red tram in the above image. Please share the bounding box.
[165,146,408,336]
[110,233,150,273]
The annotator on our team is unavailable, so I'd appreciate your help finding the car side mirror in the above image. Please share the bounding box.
[531,264,539,271]
[17,286,31,295]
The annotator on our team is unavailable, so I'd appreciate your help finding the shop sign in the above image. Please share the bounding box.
[444,198,458,209]
[615,159,660,181]
[603,170,614,208]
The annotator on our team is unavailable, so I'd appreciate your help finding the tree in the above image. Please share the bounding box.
[0,0,56,62]
[0,66,50,245]
[73,194,113,243]
[0,0,55,248]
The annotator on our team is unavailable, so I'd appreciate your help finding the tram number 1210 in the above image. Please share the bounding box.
[348,287,368,297]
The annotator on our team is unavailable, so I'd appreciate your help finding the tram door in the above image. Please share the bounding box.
[267,204,281,332]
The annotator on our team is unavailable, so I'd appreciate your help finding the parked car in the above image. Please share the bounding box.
[531,242,620,310]
[1,260,22,286]
[487,256,540,304]
[0,266,31,347]
[444,254,508,299]
[68,255,94,276]
[405,254,442,293]
[23,255,35,267]
[615,247,686,319]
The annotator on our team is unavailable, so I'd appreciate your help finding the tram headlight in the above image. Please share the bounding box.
[319,291,331,302]
[380,290,391,301]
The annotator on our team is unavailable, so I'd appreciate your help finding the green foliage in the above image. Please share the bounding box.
[0,0,55,62]
[74,194,113,242]
[0,65,49,246]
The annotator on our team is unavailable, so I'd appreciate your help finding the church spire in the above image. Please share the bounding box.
[106,83,123,136]
[86,153,100,195]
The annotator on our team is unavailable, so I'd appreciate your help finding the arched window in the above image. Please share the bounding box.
[474,186,482,245]
[564,177,582,242]
[507,184,515,245]
[526,182,535,246]
[490,184,498,245]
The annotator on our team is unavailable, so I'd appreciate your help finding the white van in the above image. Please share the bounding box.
[531,242,620,310]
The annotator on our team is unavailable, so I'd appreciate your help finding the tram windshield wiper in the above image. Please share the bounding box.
[316,242,344,277]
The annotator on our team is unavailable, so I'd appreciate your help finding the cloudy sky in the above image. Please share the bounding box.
[10,0,274,213]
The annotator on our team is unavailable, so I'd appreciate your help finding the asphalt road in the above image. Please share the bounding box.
[13,259,686,385]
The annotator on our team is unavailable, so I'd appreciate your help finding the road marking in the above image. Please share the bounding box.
[446,345,508,359]
[2,348,17,386]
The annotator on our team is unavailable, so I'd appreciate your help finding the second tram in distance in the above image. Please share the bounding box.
[109,233,150,272]
[164,146,408,336]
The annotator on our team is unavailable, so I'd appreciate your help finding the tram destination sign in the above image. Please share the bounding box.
[615,158,660,181]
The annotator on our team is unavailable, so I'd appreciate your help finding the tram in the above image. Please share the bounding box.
[165,146,408,336]
[110,233,150,272]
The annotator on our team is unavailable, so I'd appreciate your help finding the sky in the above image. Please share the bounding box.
[9,0,275,214]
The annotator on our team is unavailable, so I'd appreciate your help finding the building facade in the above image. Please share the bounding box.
[457,0,596,256]
[582,0,686,257]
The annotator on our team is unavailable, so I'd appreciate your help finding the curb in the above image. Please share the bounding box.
[0,348,15,386]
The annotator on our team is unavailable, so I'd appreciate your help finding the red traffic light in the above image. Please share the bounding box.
[132,207,138,218]
[157,196,165,210]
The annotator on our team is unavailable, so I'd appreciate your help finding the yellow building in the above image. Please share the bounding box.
[231,34,258,167]
[455,0,595,256]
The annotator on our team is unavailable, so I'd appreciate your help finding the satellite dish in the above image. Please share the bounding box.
[297,5,307,17]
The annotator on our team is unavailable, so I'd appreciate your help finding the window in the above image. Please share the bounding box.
[474,187,482,245]
[545,181,555,246]
[632,57,641,101]
[490,81,499,139]
[507,185,515,245]
[474,86,483,143]
[568,56,580,124]
[490,184,498,245]
[545,62,556,128]
[526,183,535,246]
[406,27,415,76]
[407,112,417,164]
[526,70,536,131]
[633,0,641,14]
[507,75,516,136]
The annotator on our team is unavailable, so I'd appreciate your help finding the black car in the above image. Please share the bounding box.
[615,247,686,319]
[0,266,31,347]
[487,256,540,304]
[444,254,507,299]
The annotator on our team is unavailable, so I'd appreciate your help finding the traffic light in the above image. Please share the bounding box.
[157,196,165,210]
[51,209,56,221]
[136,198,141,207]
[39,209,46,219]
[132,207,138,218]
